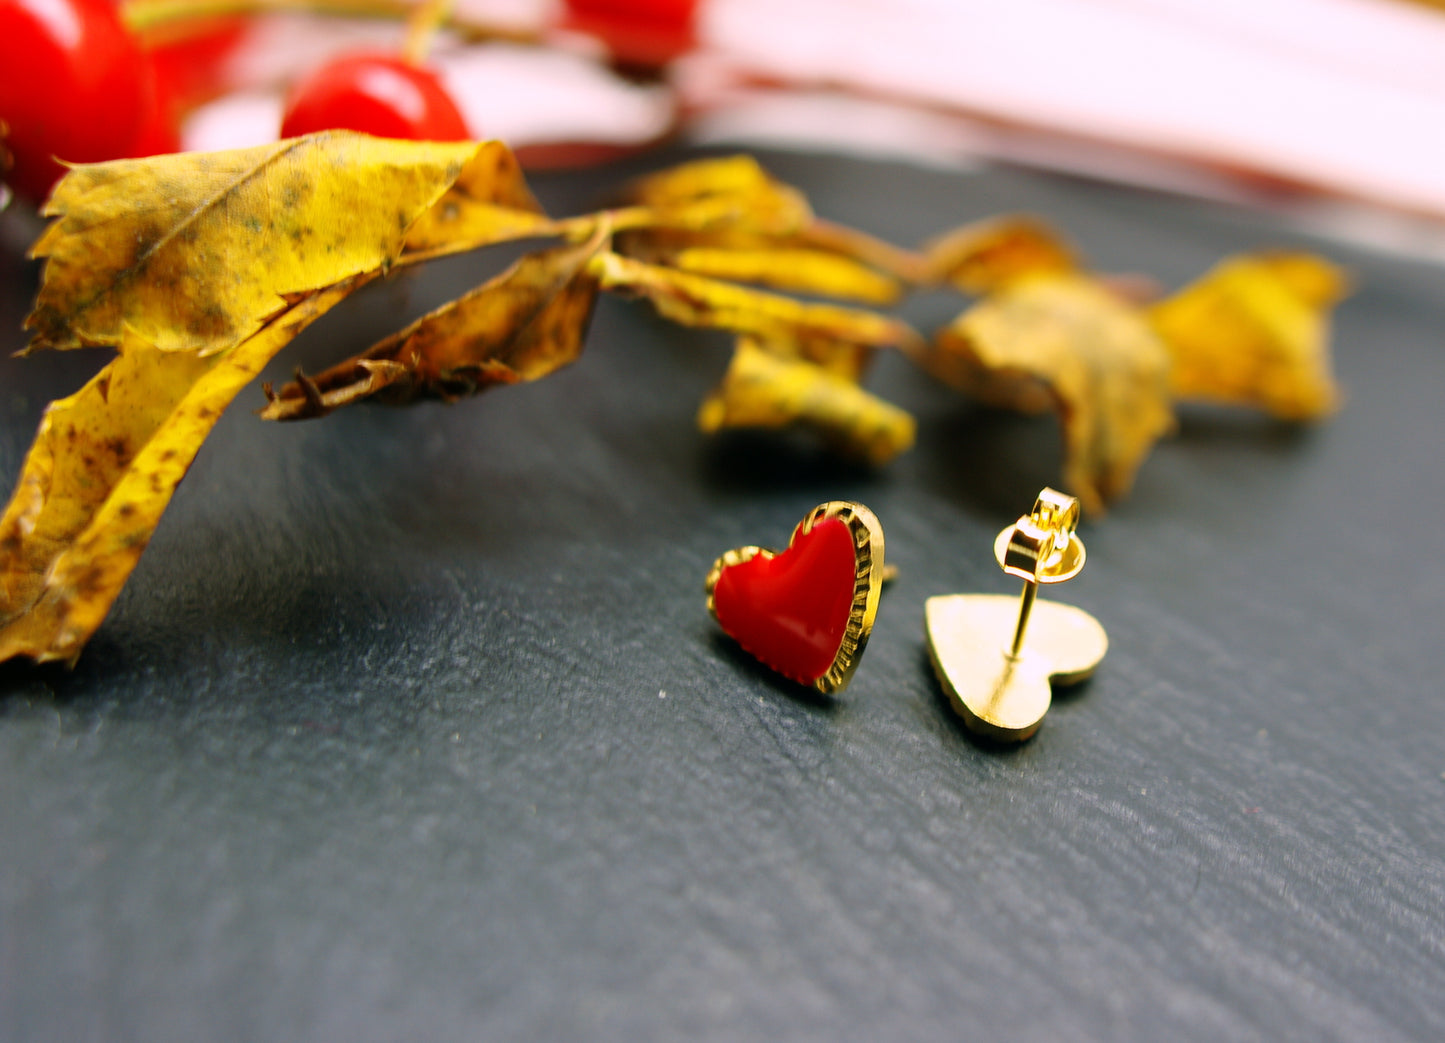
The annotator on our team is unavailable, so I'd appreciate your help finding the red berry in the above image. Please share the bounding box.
[280,52,470,142]
[146,17,248,114]
[0,0,148,200]
[562,0,698,66]
[126,62,181,159]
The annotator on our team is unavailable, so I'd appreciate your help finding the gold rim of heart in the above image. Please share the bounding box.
[705,501,886,695]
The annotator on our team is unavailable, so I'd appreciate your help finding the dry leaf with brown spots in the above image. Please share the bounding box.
[0,278,366,664]
[1,134,545,663]
[399,139,556,261]
[260,232,607,420]
[26,133,526,357]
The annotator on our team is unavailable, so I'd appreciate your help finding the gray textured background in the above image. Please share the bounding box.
[2,149,1443,1041]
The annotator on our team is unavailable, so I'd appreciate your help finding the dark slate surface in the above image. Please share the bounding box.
[1,149,1443,1042]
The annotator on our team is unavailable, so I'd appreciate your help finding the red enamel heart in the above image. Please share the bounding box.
[706,502,884,693]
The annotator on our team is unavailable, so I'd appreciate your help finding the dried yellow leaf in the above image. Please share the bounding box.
[615,154,812,236]
[1151,252,1347,419]
[926,216,1077,293]
[742,332,875,382]
[616,229,903,306]
[0,277,366,664]
[611,158,926,302]
[671,244,900,303]
[924,272,1174,514]
[590,252,921,351]
[26,133,497,357]
[400,139,556,260]
[2,133,555,663]
[698,338,915,466]
[260,234,606,420]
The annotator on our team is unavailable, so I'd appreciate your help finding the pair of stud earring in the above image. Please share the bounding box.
[704,489,1108,742]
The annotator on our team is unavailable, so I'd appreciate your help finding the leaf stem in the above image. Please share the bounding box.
[402,0,453,64]
[121,0,541,46]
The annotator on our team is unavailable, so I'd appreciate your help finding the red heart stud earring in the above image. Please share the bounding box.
[706,502,886,694]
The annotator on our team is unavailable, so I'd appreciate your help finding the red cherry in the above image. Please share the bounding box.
[125,60,180,159]
[562,0,699,66]
[0,0,148,200]
[145,17,248,114]
[280,52,470,142]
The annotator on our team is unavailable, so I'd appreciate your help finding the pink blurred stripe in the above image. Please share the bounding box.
[700,0,1445,217]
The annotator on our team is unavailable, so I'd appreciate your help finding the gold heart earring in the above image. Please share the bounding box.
[925,488,1107,741]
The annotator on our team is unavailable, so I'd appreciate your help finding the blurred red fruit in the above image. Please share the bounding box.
[562,0,699,66]
[280,52,470,142]
[0,0,149,200]
[126,65,181,159]
[145,17,248,114]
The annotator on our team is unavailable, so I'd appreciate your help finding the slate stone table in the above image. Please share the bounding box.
[2,149,1443,1041]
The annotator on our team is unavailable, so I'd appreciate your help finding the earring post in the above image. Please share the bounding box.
[1010,578,1038,658]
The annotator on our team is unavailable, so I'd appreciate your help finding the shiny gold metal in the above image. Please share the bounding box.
[926,488,1107,742]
